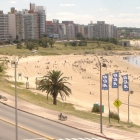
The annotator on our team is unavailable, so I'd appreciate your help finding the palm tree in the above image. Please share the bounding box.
[37,70,72,105]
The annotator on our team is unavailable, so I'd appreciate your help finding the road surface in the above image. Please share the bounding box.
[0,103,106,140]
[0,120,45,140]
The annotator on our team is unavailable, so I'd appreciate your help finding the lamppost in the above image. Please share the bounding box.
[128,90,133,123]
[12,50,37,140]
[94,54,102,133]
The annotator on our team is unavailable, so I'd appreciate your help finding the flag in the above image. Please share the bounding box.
[122,74,129,91]
[112,72,119,88]
[102,74,108,90]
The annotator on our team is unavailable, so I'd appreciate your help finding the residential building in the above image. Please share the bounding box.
[35,5,46,38]
[8,8,16,41]
[66,24,75,40]
[84,25,88,38]
[88,21,94,38]
[62,21,75,40]
[0,11,10,42]
[59,23,66,40]
[93,21,117,39]
[46,21,53,36]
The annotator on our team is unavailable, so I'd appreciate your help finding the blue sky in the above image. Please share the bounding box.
[2,0,140,27]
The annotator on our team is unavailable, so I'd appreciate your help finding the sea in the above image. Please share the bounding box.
[126,56,140,67]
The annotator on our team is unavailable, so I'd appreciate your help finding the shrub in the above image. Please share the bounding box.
[0,65,3,72]
[109,111,120,120]
[91,106,100,113]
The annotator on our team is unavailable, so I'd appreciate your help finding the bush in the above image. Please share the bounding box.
[0,65,3,72]
[70,41,77,46]
[109,111,120,120]
[91,106,100,113]
[64,43,68,47]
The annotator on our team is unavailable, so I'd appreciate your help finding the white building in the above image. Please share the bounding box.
[0,11,10,42]
[8,13,16,41]
[35,6,46,38]
[88,21,94,38]
[66,24,75,40]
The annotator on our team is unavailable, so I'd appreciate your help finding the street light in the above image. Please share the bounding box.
[128,90,133,123]
[94,54,102,133]
[12,50,37,140]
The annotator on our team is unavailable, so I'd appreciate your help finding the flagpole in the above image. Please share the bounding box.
[118,75,120,123]
[108,74,110,123]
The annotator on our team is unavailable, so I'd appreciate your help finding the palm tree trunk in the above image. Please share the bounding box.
[53,96,57,105]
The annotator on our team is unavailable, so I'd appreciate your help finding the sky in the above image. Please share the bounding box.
[2,0,140,27]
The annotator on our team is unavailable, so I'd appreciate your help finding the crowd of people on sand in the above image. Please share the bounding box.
[6,54,140,93]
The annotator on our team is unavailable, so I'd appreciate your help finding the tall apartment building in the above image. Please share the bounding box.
[45,19,60,39]
[59,23,66,40]
[88,21,94,38]
[84,25,88,38]
[35,6,46,38]
[15,12,24,40]
[75,24,84,37]
[92,21,117,39]
[8,8,16,41]
[62,21,75,40]
[0,11,10,42]
[66,24,75,40]
[0,3,46,42]
[46,21,53,36]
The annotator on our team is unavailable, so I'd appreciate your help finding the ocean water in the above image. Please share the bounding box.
[126,56,140,67]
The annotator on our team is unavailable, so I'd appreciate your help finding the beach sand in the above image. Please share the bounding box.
[4,53,140,125]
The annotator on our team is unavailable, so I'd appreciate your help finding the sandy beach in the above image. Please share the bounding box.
[4,53,140,125]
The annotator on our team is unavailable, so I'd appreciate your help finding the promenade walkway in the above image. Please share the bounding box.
[0,91,140,140]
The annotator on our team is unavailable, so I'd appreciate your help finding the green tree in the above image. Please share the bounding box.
[76,32,84,40]
[26,42,34,50]
[70,41,77,46]
[49,39,55,48]
[37,70,72,105]
[17,42,22,49]
[0,64,3,72]
[110,38,118,45]
[64,42,68,47]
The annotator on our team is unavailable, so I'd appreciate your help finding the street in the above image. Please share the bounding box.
[0,103,106,140]
[0,120,44,140]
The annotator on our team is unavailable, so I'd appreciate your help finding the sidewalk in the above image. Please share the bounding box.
[0,91,140,140]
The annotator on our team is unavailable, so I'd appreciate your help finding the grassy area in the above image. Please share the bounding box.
[0,41,132,56]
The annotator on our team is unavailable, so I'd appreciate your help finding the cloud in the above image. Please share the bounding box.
[54,12,95,24]
[47,14,51,16]
[99,8,108,11]
[56,12,76,16]
[118,13,134,17]
[7,1,17,4]
[136,7,140,9]
[109,15,114,18]
[60,4,75,7]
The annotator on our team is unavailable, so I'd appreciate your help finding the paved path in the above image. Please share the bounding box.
[0,91,140,140]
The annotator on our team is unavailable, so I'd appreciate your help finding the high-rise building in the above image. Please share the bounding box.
[93,21,117,39]
[0,11,10,42]
[46,21,53,36]
[84,25,88,38]
[59,23,66,40]
[88,21,94,38]
[35,5,46,38]
[62,21,75,40]
[66,24,75,40]
[15,3,46,40]
[8,8,16,41]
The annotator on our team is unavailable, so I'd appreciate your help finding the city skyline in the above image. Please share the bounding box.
[1,0,140,27]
